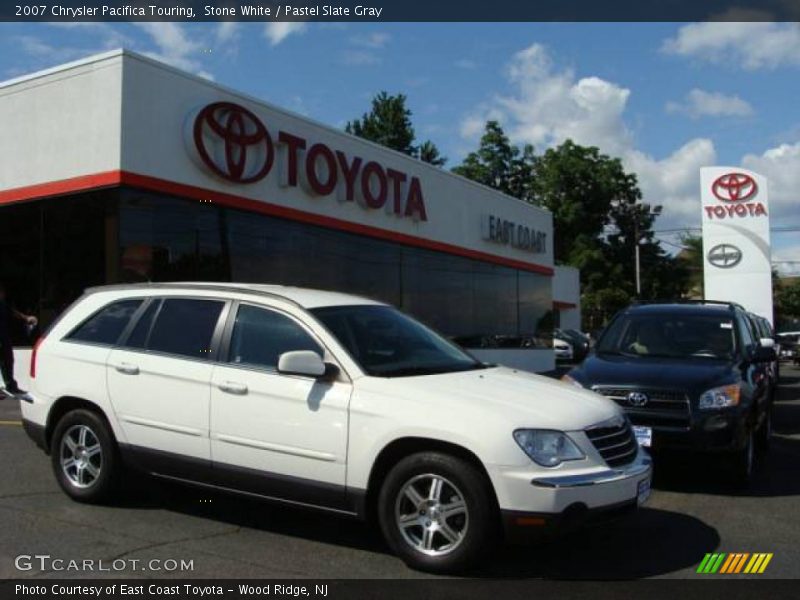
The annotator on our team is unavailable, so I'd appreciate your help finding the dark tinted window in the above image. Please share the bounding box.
[597,312,737,360]
[147,299,224,359]
[312,304,483,377]
[124,299,161,349]
[67,299,143,346]
[228,304,322,370]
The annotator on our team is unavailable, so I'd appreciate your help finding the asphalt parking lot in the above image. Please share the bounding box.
[1,365,798,580]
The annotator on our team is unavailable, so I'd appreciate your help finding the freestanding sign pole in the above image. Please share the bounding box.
[700,167,773,325]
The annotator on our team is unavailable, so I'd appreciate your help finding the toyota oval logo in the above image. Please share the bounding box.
[712,173,758,202]
[627,392,649,407]
[707,243,743,269]
[193,102,274,183]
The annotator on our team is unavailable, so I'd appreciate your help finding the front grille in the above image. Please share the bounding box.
[585,419,638,468]
[593,386,691,431]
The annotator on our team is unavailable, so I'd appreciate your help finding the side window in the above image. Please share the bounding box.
[228,305,322,370]
[66,299,143,346]
[736,313,755,352]
[147,299,224,359]
[123,299,161,349]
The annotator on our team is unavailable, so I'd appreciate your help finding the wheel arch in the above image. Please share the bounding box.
[45,396,115,453]
[362,437,500,523]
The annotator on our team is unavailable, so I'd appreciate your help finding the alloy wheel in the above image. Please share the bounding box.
[60,424,103,489]
[394,473,469,556]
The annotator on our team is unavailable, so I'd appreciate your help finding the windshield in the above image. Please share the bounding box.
[311,305,486,377]
[597,313,738,360]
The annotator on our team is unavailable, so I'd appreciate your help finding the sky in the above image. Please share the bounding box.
[1,21,798,273]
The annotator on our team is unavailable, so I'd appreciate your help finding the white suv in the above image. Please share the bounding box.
[21,283,651,572]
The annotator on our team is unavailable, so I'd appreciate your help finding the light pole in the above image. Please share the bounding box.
[634,203,662,297]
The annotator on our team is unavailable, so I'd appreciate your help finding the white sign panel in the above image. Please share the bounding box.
[700,167,773,324]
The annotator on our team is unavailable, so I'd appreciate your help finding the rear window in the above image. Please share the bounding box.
[66,299,143,346]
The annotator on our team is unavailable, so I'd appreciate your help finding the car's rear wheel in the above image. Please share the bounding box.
[50,409,119,503]
[377,452,497,573]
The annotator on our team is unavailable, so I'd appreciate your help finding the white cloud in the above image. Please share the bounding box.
[263,22,307,46]
[460,43,718,233]
[341,50,381,66]
[663,22,800,70]
[742,142,800,221]
[134,23,212,78]
[216,22,239,44]
[666,88,754,119]
[349,32,390,49]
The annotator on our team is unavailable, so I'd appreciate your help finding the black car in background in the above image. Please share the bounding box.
[747,312,779,391]
[554,328,591,361]
[563,301,776,484]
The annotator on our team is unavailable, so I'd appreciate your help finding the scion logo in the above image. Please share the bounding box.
[193,102,274,183]
[712,173,758,202]
[626,391,649,407]
[707,244,743,269]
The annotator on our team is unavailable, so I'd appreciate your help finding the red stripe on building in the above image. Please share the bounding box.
[1,170,555,276]
[553,301,577,309]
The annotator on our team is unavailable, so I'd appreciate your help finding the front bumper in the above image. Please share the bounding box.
[643,408,749,453]
[491,450,652,542]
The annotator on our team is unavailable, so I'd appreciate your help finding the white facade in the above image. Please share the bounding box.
[1,50,561,373]
[553,265,581,331]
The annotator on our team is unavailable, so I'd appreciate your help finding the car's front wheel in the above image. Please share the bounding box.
[377,452,497,573]
[50,409,119,503]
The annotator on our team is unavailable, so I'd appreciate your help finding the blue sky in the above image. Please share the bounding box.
[1,22,799,271]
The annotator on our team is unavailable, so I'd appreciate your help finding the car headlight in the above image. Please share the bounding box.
[698,383,741,410]
[560,373,584,388]
[513,430,585,467]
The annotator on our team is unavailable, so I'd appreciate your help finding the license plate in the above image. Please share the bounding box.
[637,478,651,505]
[633,425,652,448]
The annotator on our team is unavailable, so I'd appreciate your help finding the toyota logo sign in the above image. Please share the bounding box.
[712,173,758,202]
[193,102,274,183]
[707,243,743,269]
[626,391,649,407]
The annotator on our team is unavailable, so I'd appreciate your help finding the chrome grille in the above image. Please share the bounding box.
[585,418,638,468]
[593,386,691,431]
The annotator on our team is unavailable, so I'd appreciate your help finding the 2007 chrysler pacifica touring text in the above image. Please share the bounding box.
[20,283,651,572]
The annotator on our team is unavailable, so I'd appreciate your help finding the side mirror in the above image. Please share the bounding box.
[752,346,777,363]
[759,337,775,349]
[277,350,326,378]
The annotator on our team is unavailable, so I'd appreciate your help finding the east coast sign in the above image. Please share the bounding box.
[187,101,428,221]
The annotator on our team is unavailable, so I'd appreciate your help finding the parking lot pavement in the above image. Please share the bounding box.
[1,366,798,580]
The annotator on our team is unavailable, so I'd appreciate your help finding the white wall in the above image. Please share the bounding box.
[470,349,555,374]
[0,52,122,192]
[553,265,581,330]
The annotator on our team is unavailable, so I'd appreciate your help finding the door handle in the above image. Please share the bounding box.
[218,381,248,395]
[115,363,140,376]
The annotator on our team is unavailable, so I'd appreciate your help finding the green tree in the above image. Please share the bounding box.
[452,121,536,202]
[776,279,800,322]
[345,92,446,166]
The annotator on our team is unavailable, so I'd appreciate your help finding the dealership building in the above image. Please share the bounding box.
[0,50,580,381]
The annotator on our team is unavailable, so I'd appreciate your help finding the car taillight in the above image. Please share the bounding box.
[30,336,44,379]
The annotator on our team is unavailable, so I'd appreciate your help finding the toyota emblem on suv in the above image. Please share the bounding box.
[707,244,743,269]
[627,391,649,407]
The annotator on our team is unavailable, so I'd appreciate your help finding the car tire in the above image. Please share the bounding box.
[50,409,119,503]
[377,452,498,573]
[730,428,755,487]
[756,407,772,453]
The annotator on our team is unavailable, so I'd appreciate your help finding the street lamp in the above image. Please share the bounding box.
[634,203,662,297]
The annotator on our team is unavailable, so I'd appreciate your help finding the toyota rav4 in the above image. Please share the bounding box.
[21,283,651,572]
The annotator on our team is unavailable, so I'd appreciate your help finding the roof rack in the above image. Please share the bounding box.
[83,282,305,308]
[631,299,745,311]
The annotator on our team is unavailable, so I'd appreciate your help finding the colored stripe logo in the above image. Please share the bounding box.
[696,553,773,574]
